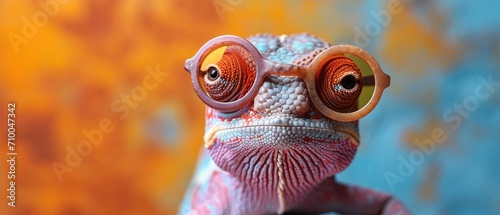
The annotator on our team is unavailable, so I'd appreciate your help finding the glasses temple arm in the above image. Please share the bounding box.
[363,75,375,86]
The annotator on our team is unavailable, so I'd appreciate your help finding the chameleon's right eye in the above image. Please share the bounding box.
[206,66,220,81]
[199,45,256,103]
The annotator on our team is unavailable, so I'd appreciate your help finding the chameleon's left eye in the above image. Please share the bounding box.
[341,74,357,89]
[316,56,363,112]
[199,45,256,103]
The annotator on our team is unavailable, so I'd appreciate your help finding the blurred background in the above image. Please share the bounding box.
[1,0,499,214]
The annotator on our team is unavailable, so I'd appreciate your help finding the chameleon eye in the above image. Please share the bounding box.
[341,74,357,89]
[207,66,220,81]
[199,45,256,103]
[316,56,363,112]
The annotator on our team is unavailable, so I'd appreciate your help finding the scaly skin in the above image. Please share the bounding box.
[179,33,410,215]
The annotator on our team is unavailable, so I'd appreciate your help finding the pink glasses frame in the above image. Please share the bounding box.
[184,35,390,122]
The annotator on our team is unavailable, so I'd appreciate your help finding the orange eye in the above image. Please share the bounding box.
[316,56,363,112]
[200,45,256,102]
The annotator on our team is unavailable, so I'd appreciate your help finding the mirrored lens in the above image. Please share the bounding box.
[198,44,256,103]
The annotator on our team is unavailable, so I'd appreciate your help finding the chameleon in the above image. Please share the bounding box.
[179,33,410,215]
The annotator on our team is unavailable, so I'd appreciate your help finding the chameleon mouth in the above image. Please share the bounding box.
[204,119,359,148]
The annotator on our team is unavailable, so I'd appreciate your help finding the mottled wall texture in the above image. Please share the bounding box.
[1,0,499,214]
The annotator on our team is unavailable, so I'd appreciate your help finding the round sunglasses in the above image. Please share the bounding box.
[184,35,390,122]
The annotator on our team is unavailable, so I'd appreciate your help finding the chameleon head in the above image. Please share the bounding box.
[186,33,389,192]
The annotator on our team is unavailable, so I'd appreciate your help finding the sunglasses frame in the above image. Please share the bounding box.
[184,35,390,122]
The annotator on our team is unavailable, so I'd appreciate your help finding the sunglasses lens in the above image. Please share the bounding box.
[198,44,256,103]
[316,54,375,113]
